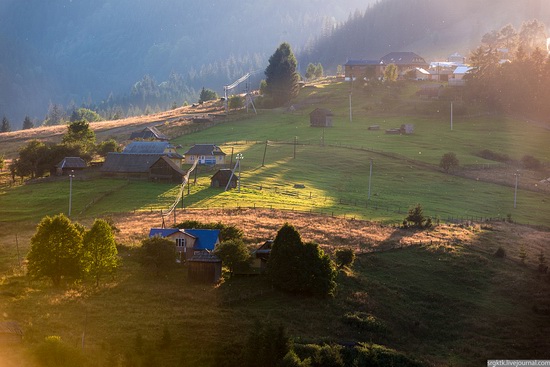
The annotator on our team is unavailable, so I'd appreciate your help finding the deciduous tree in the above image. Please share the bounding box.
[27,214,84,286]
[83,219,119,286]
[214,239,250,276]
[139,237,177,275]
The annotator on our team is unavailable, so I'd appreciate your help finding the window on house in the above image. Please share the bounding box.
[176,238,186,248]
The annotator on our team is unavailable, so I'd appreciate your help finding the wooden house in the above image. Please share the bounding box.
[183,144,226,165]
[187,250,222,283]
[344,59,382,79]
[130,126,169,141]
[101,141,184,180]
[210,168,237,189]
[379,52,428,78]
[309,108,334,127]
[0,321,23,344]
[55,157,87,175]
[149,228,220,261]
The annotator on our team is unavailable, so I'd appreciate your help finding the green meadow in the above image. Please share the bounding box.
[1,81,549,226]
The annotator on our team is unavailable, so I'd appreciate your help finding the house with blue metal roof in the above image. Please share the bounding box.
[149,228,220,261]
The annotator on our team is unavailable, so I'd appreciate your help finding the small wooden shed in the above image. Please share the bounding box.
[210,169,237,189]
[55,157,87,175]
[309,108,333,127]
[187,250,222,283]
[0,321,23,344]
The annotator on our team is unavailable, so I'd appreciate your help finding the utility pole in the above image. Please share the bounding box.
[68,170,75,217]
[236,153,243,192]
[262,140,268,167]
[368,159,373,202]
[450,102,453,131]
[514,170,520,208]
[293,136,297,159]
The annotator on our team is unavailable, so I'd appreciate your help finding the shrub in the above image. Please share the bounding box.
[335,248,355,269]
[494,247,507,258]
[405,204,430,228]
[477,149,510,163]
[343,312,387,333]
[521,155,541,170]
[34,336,84,367]
[439,152,459,172]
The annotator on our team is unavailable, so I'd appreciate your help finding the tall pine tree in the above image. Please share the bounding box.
[264,43,300,107]
[1,116,11,132]
[22,116,34,130]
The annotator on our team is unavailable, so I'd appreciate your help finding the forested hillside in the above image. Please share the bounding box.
[300,0,550,69]
[0,0,372,127]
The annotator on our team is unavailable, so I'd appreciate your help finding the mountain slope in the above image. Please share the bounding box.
[300,0,550,68]
[0,0,374,127]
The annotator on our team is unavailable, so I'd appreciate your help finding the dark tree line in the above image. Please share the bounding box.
[465,20,550,120]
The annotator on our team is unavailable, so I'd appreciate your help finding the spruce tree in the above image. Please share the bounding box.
[264,43,300,107]
[22,115,34,130]
[1,116,11,132]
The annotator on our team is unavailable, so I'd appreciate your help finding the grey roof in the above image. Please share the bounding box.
[123,141,172,154]
[153,156,186,176]
[101,153,163,173]
[380,52,427,66]
[130,126,169,141]
[56,157,87,169]
[310,108,334,116]
[189,249,221,263]
[211,169,237,181]
[344,59,381,66]
[123,141,183,159]
[184,144,226,156]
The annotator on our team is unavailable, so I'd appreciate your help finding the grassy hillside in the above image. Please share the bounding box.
[2,79,548,226]
[1,211,549,367]
[1,79,549,366]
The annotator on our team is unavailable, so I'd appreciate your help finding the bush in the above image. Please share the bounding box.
[34,336,84,367]
[494,246,507,258]
[439,152,459,172]
[343,312,387,333]
[477,149,510,163]
[335,248,355,269]
[405,204,431,229]
[521,155,541,170]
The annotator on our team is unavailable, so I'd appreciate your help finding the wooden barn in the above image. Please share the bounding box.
[187,250,222,283]
[0,321,23,344]
[130,126,169,141]
[309,108,334,127]
[55,157,87,175]
[149,156,185,182]
[210,169,237,189]
[251,240,273,273]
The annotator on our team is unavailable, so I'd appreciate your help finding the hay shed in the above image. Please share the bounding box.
[309,108,333,127]
[187,250,222,283]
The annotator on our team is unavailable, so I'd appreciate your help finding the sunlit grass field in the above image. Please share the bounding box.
[1,81,549,226]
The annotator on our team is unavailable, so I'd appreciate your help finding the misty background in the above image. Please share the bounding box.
[0,0,548,129]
